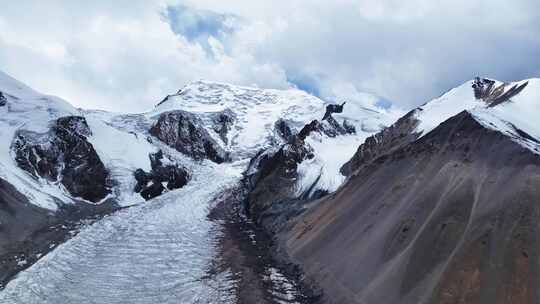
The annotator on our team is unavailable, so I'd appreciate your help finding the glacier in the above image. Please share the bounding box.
[0,162,242,303]
[0,71,394,302]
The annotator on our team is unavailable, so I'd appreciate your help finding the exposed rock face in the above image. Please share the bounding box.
[0,91,6,106]
[322,102,346,121]
[11,116,110,202]
[282,111,540,304]
[209,109,236,144]
[245,111,355,233]
[341,109,420,176]
[244,137,314,233]
[133,150,190,200]
[472,77,529,107]
[321,116,355,137]
[297,120,322,141]
[341,77,530,178]
[150,110,229,163]
[320,102,356,137]
[274,118,295,143]
[297,117,354,142]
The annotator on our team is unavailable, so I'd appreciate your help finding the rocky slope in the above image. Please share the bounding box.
[149,110,230,163]
[277,77,540,304]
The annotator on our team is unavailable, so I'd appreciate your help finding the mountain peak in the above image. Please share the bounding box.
[342,76,540,176]
[413,77,540,153]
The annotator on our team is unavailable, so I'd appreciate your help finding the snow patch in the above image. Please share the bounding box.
[297,133,367,196]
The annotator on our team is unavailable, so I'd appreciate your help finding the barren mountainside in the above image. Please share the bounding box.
[278,78,540,304]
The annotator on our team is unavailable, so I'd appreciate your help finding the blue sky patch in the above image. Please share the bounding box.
[163,5,238,57]
[287,73,321,97]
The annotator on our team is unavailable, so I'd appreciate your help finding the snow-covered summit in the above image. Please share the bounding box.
[152,80,394,158]
[152,79,326,158]
[414,77,540,153]
[151,79,398,195]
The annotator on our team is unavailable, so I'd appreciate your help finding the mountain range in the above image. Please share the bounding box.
[0,69,539,304]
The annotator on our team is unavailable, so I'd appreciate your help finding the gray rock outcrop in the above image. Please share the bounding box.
[133,150,190,200]
[150,110,229,163]
[11,116,110,202]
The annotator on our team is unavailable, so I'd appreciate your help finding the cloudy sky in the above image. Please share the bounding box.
[0,0,538,112]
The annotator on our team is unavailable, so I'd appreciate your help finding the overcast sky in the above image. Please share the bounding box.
[0,0,538,112]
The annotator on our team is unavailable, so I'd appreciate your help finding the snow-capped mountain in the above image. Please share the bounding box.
[151,79,399,196]
[0,70,395,302]
[6,65,538,304]
[0,72,394,212]
[342,77,539,175]
[278,77,540,304]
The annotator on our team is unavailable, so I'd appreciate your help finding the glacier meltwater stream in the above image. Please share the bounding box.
[0,163,286,304]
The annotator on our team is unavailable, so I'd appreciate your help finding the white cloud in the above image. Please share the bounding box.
[0,0,538,112]
[0,1,290,112]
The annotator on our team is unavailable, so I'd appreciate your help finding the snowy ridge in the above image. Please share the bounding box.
[152,80,396,155]
[153,79,327,158]
[0,72,395,210]
[154,80,398,195]
[298,108,400,195]
[414,77,540,154]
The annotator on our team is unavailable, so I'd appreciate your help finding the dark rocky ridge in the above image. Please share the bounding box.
[133,150,190,200]
[150,110,229,163]
[244,138,314,234]
[341,109,420,176]
[245,104,355,234]
[322,102,346,121]
[280,111,540,304]
[11,116,110,202]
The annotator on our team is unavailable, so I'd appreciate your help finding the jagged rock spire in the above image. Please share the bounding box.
[322,101,346,121]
